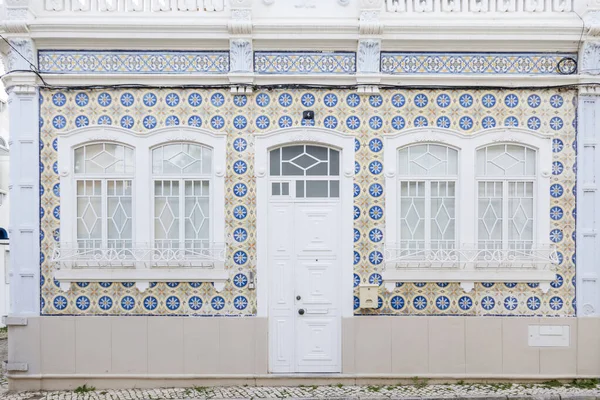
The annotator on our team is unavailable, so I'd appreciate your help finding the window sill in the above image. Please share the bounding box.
[381,268,557,293]
[53,268,229,293]
[382,244,559,293]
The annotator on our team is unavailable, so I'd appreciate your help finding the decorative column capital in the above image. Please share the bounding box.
[1,0,32,34]
[0,38,39,92]
[581,41,600,75]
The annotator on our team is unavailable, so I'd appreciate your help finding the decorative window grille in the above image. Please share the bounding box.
[74,143,134,250]
[269,145,340,198]
[152,143,212,252]
[476,144,536,250]
[397,144,458,250]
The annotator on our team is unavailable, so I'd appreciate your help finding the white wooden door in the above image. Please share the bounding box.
[268,201,341,373]
[267,144,342,373]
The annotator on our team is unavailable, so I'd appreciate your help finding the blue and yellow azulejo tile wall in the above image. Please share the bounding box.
[40,88,576,317]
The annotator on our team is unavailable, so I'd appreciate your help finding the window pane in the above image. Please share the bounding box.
[282,182,290,196]
[399,181,425,247]
[306,180,329,198]
[272,182,280,196]
[282,145,303,161]
[107,180,133,246]
[430,181,455,247]
[296,180,304,198]
[154,180,180,248]
[306,145,328,161]
[77,180,102,248]
[478,144,536,177]
[270,149,280,176]
[282,162,304,176]
[76,143,134,175]
[306,162,328,176]
[399,144,457,177]
[478,181,503,248]
[330,150,340,176]
[329,181,339,198]
[152,143,211,175]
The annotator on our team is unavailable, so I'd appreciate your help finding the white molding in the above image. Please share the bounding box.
[383,127,554,289]
[28,72,591,89]
[254,127,355,319]
[577,95,600,317]
[382,269,557,293]
[56,126,227,278]
[54,268,229,293]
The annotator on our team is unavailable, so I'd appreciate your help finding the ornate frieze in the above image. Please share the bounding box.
[381,52,577,74]
[38,50,230,74]
[254,52,356,74]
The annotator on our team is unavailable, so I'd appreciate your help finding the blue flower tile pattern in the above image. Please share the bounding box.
[40,88,576,317]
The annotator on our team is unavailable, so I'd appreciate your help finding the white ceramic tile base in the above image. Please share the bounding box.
[7,316,600,391]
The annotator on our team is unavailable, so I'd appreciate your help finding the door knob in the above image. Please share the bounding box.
[296,295,301,300]
[298,309,305,315]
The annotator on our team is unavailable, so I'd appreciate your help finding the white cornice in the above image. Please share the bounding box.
[29,71,597,88]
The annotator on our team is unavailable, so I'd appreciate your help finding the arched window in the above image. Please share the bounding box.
[0,228,8,240]
[152,143,212,251]
[269,144,340,198]
[397,144,458,250]
[74,143,134,250]
[476,144,536,250]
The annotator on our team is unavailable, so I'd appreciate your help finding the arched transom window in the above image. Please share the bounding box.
[269,144,340,198]
[152,143,212,251]
[74,143,135,250]
[476,144,536,250]
[397,144,458,250]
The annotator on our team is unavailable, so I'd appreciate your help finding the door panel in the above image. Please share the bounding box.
[269,201,341,373]
[294,204,339,254]
[268,203,295,373]
[295,317,339,372]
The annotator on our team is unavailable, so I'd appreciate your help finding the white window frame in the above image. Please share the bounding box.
[54,126,227,292]
[383,127,555,293]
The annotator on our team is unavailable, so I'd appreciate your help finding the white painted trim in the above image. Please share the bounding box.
[56,126,227,282]
[576,95,600,317]
[254,127,355,319]
[33,72,584,89]
[383,127,554,287]
[54,268,229,293]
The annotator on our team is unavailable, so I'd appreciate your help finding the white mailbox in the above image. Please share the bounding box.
[359,284,379,309]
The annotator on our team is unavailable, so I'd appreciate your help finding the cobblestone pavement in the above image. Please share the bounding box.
[1,337,599,400]
[0,379,599,399]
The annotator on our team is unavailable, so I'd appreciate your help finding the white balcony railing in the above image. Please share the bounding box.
[381,244,559,293]
[40,0,226,13]
[384,0,573,13]
[52,242,226,269]
[51,242,229,292]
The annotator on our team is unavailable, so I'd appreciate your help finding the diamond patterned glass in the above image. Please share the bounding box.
[477,145,536,250]
[398,145,457,249]
[152,143,212,175]
[74,143,134,174]
[398,144,458,176]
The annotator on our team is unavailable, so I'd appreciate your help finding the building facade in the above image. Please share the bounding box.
[2,0,600,391]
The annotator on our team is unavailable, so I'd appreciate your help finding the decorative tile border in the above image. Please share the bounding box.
[381,53,578,75]
[38,51,230,74]
[254,52,356,75]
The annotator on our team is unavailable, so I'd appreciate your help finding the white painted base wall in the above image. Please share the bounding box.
[7,316,600,391]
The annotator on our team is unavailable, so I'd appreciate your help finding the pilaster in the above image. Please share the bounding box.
[228,0,253,92]
[1,37,40,317]
[357,0,383,93]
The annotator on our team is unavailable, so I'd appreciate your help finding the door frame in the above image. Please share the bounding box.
[254,127,355,370]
